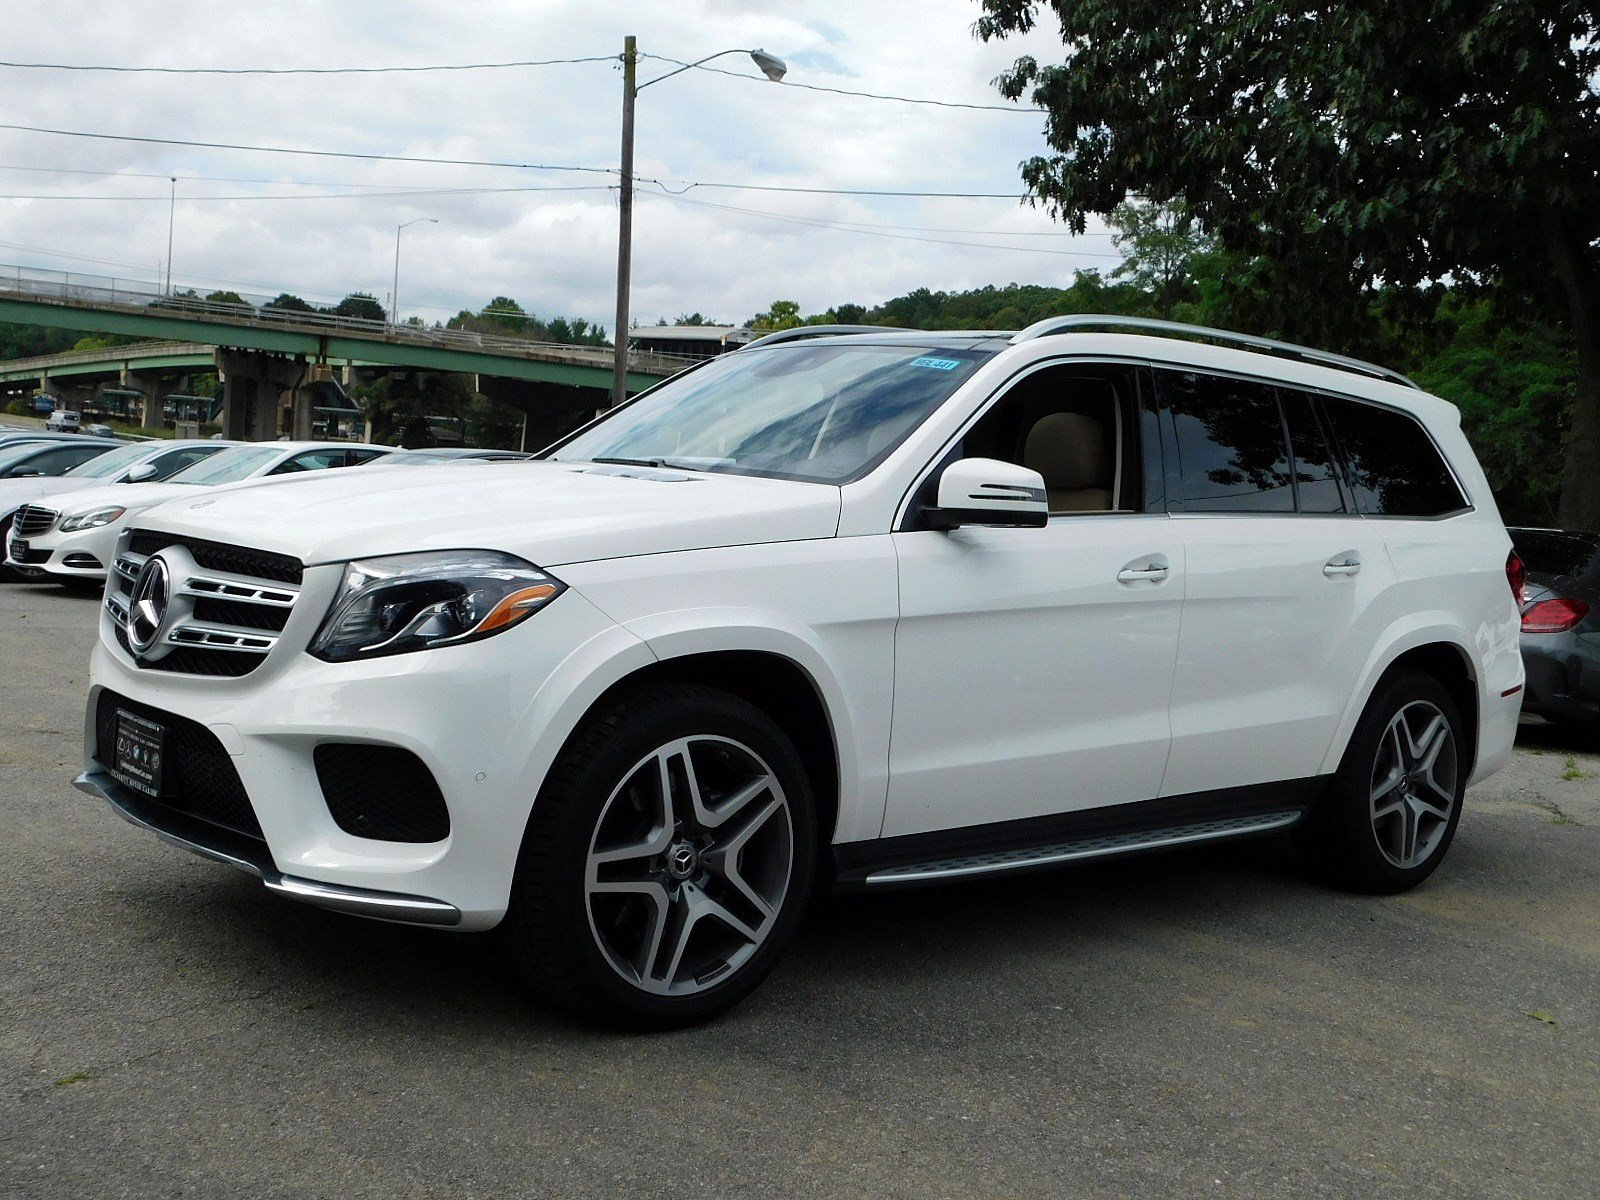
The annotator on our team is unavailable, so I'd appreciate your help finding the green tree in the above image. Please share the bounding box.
[351,371,474,446]
[204,290,249,307]
[268,293,315,312]
[977,0,1600,526]
[749,300,803,332]
[1108,200,1215,319]
[332,292,386,322]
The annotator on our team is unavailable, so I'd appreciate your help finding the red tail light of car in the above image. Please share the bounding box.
[1521,597,1590,634]
[1507,550,1527,609]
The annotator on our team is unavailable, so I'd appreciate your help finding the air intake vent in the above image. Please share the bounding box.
[314,744,451,843]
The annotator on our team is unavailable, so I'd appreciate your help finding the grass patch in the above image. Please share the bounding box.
[53,1072,89,1087]
[1560,756,1595,782]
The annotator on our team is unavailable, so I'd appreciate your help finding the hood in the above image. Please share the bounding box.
[50,480,199,523]
[0,475,102,517]
[129,460,842,567]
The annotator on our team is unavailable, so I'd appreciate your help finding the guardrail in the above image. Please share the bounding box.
[0,264,698,375]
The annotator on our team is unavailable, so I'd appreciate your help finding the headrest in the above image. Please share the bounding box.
[1024,412,1107,489]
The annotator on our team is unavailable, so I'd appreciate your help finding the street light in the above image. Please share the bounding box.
[164,177,176,295]
[392,217,439,330]
[611,40,788,406]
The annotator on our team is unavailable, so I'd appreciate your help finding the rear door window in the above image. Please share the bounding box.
[1322,397,1468,517]
[1278,389,1346,514]
[1158,370,1294,513]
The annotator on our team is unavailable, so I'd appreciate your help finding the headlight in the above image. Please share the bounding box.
[61,506,126,532]
[308,550,565,662]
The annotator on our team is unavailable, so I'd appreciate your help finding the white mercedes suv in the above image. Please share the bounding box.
[77,318,1525,1027]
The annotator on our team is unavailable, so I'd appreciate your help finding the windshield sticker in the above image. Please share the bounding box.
[910,356,963,371]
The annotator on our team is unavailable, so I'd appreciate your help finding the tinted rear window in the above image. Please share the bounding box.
[1160,370,1294,512]
[1323,397,1467,517]
[1512,531,1600,579]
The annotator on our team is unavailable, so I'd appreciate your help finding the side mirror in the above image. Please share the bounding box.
[923,458,1049,530]
[126,462,159,483]
[10,468,42,478]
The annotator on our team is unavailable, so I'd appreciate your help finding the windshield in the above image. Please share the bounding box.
[168,445,281,485]
[551,342,995,483]
[67,442,155,479]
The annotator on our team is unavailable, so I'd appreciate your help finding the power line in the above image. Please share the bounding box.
[0,55,618,75]
[0,185,613,202]
[0,122,618,175]
[645,191,1120,258]
[640,53,1044,113]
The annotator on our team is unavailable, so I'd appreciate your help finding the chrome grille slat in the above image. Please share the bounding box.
[110,529,304,677]
[166,624,278,654]
[13,504,59,538]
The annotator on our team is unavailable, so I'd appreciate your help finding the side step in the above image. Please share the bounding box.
[861,810,1303,887]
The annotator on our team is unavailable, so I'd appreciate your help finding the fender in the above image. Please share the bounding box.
[1318,610,1478,777]
[622,608,886,845]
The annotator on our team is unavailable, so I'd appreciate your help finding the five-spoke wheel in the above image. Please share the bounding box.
[505,683,816,1028]
[586,736,795,997]
[1297,669,1466,893]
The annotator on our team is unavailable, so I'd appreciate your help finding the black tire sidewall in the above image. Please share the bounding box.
[511,683,818,1028]
[1306,669,1467,893]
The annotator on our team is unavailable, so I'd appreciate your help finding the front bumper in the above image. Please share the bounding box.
[75,769,461,925]
[84,575,652,931]
[8,520,119,581]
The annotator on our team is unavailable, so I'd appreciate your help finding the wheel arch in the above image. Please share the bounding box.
[1323,624,1481,779]
[579,649,843,852]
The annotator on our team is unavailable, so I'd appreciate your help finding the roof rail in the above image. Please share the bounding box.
[1010,314,1418,389]
[739,324,915,350]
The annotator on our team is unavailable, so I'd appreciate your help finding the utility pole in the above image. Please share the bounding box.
[164,177,176,294]
[611,35,637,409]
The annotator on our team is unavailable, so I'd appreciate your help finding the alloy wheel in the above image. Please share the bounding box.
[1369,700,1458,869]
[584,735,794,997]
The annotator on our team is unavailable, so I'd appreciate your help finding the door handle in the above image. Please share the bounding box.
[1117,564,1170,584]
[1323,556,1362,577]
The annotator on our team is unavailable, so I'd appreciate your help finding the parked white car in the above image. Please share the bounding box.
[8,441,390,584]
[45,409,81,432]
[1,439,233,574]
[77,319,1523,1028]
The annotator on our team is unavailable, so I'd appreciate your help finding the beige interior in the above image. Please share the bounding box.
[1023,412,1114,512]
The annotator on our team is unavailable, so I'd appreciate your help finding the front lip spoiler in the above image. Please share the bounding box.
[74,768,461,927]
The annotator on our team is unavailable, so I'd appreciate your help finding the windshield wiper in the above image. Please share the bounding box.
[586,456,713,472]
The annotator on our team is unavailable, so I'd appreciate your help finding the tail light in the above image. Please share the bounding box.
[1522,598,1590,634]
[1506,550,1527,609]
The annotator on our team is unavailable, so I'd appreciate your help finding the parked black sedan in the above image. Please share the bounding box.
[1510,527,1600,729]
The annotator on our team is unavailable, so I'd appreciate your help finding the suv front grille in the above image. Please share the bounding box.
[12,504,58,537]
[95,689,264,840]
[106,530,305,678]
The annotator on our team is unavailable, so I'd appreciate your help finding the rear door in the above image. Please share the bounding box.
[1156,371,1393,796]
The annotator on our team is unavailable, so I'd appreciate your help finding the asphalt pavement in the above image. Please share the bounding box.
[2,581,1596,1199]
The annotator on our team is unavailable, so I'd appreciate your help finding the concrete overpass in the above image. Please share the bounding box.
[0,264,692,441]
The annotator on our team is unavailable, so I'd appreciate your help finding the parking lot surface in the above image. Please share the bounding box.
[1,581,1597,1199]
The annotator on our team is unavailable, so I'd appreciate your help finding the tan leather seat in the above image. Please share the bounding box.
[1024,412,1114,512]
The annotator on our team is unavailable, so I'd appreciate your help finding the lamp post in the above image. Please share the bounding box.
[164,177,176,295]
[392,217,439,330]
[611,40,787,407]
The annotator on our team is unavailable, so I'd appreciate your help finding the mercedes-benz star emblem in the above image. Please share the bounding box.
[126,556,171,657]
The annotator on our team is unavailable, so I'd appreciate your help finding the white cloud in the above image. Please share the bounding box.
[0,0,1118,331]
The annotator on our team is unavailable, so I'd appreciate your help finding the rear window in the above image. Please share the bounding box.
[1323,397,1468,517]
[1512,531,1600,579]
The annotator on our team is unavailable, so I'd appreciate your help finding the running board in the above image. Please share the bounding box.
[860,810,1303,887]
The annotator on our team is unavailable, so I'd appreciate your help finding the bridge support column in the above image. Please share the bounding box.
[124,370,176,431]
[216,350,306,441]
[476,376,601,452]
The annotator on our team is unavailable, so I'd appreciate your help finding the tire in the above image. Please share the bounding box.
[503,682,818,1029]
[1296,669,1467,894]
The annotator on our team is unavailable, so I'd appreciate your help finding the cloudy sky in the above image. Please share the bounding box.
[0,0,1118,333]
